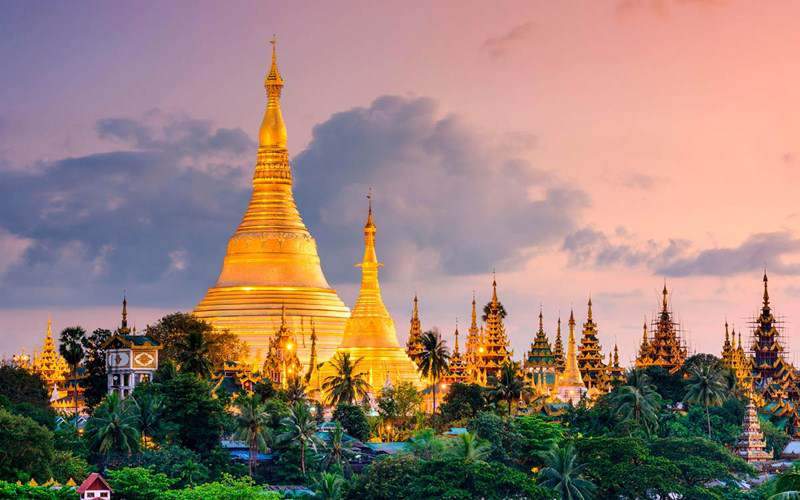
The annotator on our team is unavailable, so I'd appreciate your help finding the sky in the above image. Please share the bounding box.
[2,0,800,366]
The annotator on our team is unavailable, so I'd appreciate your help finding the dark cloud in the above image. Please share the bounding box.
[563,227,800,278]
[482,22,533,60]
[0,96,585,307]
[656,232,800,277]
[0,113,252,308]
[294,95,587,282]
[563,227,689,269]
[621,172,661,190]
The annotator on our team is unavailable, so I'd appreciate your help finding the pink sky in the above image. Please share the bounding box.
[2,0,800,366]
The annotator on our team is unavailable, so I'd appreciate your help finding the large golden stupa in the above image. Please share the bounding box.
[321,198,422,390]
[194,41,349,366]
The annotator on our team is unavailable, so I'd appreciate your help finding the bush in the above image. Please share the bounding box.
[106,467,175,500]
[440,383,487,423]
[346,455,550,499]
[0,480,78,499]
[332,403,370,441]
[159,473,279,499]
[0,407,55,481]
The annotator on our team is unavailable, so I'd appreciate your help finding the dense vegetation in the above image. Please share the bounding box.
[2,314,800,499]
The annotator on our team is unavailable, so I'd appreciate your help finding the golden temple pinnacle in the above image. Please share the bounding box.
[194,42,350,366]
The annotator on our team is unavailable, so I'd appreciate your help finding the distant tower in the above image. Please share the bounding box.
[478,277,512,382]
[443,322,468,385]
[464,293,484,384]
[635,285,687,374]
[406,295,424,368]
[735,399,772,463]
[554,310,587,405]
[577,298,609,393]
[106,297,161,399]
[523,308,557,390]
[552,317,565,372]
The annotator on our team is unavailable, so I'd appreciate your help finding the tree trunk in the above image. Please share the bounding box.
[432,376,437,414]
[249,440,256,477]
[300,442,306,476]
[706,406,712,438]
[72,367,79,417]
[508,396,513,416]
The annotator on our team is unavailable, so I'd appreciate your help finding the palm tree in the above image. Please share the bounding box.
[449,431,491,463]
[85,392,140,468]
[59,326,86,416]
[131,392,163,448]
[174,329,215,377]
[407,428,446,460]
[322,353,371,406]
[769,469,800,499]
[418,330,450,413]
[684,363,729,438]
[233,393,272,477]
[312,471,345,500]
[322,422,355,474]
[537,443,596,500]
[285,377,308,405]
[279,402,323,476]
[608,370,661,436]
[489,361,526,415]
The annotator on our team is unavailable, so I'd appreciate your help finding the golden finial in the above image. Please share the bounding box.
[763,269,770,309]
[365,188,375,230]
[587,295,593,321]
[259,35,287,149]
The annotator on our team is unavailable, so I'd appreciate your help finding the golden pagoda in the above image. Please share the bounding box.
[477,278,511,382]
[194,40,349,367]
[31,319,69,391]
[553,310,587,405]
[552,316,565,372]
[406,295,424,368]
[464,293,484,384]
[262,305,303,389]
[523,309,557,389]
[722,322,753,393]
[577,298,609,393]
[635,285,687,374]
[735,399,772,463]
[443,323,468,385]
[608,344,625,385]
[321,196,422,391]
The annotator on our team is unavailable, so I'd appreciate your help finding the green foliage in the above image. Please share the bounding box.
[662,400,743,446]
[684,362,729,437]
[152,373,229,455]
[346,455,550,499]
[447,431,491,463]
[407,428,448,460]
[537,443,596,500]
[0,481,78,499]
[322,353,371,406]
[59,326,86,416]
[277,402,323,476]
[641,366,685,403]
[488,361,527,415]
[158,473,279,499]
[106,467,175,500]
[440,383,488,422]
[53,425,91,460]
[0,364,50,413]
[313,471,345,500]
[82,328,111,408]
[0,407,55,482]
[418,330,450,412]
[376,381,422,435]
[50,450,92,485]
[332,403,370,441]
[124,444,211,488]
[467,411,519,465]
[514,415,564,468]
[85,392,140,463]
[606,370,662,436]
[575,435,753,498]
[144,313,245,373]
[761,417,791,459]
[232,394,272,477]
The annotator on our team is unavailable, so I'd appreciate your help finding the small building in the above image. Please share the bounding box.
[76,473,112,500]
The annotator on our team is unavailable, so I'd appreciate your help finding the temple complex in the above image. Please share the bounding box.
[553,310,587,405]
[577,298,608,394]
[634,285,687,374]
[721,323,753,392]
[194,41,350,367]
[735,399,773,463]
[406,295,424,368]
[476,278,512,383]
[320,197,421,391]
[523,309,557,390]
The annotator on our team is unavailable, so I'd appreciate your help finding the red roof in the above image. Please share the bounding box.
[76,473,112,493]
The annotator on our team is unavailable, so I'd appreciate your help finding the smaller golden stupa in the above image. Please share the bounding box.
[321,195,422,391]
[553,310,586,405]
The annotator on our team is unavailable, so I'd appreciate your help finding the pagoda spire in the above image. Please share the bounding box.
[553,316,565,371]
[587,296,593,321]
[406,293,424,366]
[471,291,478,330]
[454,320,461,355]
[762,270,770,311]
[121,294,128,331]
[554,309,586,404]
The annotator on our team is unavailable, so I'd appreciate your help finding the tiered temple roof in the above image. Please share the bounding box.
[552,317,565,372]
[406,295,424,368]
[464,294,484,384]
[524,309,557,389]
[608,344,625,385]
[577,298,609,393]
[443,324,469,385]
[721,322,753,393]
[635,285,687,374]
[477,278,512,382]
[31,319,69,391]
[735,399,772,463]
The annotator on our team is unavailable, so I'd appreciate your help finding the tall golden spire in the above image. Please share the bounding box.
[554,309,586,403]
[762,270,770,310]
[194,41,349,367]
[587,296,593,321]
[323,194,421,390]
